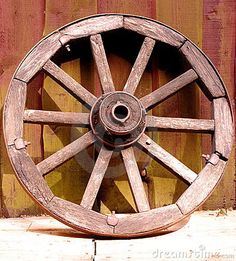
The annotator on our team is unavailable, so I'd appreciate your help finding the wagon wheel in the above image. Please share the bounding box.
[4,14,233,238]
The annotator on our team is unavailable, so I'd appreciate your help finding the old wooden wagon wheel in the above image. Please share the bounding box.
[4,14,233,237]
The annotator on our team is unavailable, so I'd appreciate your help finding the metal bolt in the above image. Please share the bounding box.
[14,138,31,150]
[107,211,119,226]
[146,139,151,145]
[202,154,210,161]
[141,168,147,177]
[24,141,31,146]
[65,44,71,52]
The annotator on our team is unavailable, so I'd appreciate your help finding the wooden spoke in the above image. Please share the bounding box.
[123,37,155,94]
[121,147,150,212]
[90,34,115,93]
[80,146,113,210]
[43,60,97,108]
[137,134,197,184]
[140,69,198,111]
[37,131,95,176]
[24,110,90,127]
[146,115,214,133]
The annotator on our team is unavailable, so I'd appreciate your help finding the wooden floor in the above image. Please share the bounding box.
[0,210,235,261]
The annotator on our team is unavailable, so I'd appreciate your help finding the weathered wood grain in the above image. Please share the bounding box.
[96,2,156,215]
[114,204,182,235]
[97,0,156,17]
[14,32,61,83]
[44,0,97,34]
[123,37,155,94]
[0,0,46,217]
[202,0,236,210]
[137,134,198,184]
[37,131,96,176]
[177,159,227,215]
[42,2,98,214]
[47,197,114,235]
[80,146,113,210]
[121,147,150,212]
[200,0,219,184]
[8,147,54,205]
[43,60,97,108]
[124,17,185,47]
[90,34,115,93]
[140,69,198,111]
[213,97,233,159]
[180,41,225,98]
[24,110,90,127]
[4,79,27,145]
[59,15,123,45]
[154,0,204,208]
[146,115,214,133]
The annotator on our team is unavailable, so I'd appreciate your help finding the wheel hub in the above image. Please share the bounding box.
[90,91,146,147]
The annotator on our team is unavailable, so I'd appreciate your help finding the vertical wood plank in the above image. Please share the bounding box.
[202,0,236,209]
[0,0,45,217]
[98,0,156,18]
[42,0,97,206]
[97,0,156,214]
[154,0,203,206]
[44,0,97,34]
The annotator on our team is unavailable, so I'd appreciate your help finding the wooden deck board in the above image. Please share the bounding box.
[0,217,94,261]
[0,211,236,260]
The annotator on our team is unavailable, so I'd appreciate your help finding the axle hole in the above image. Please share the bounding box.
[112,103,130,122]
[114,105,128,119]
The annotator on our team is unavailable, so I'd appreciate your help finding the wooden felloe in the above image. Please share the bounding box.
[3,14,233,238]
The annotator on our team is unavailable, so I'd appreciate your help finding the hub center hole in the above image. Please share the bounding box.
[114,105,128,119]
[112,103,130,123]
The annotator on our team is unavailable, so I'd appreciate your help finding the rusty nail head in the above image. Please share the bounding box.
[202,154,210,161]
[14,138,26,150]
[65,44,71,52]
[107,211,119,227]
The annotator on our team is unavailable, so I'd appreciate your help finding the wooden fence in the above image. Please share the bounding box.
[0,0,235,217]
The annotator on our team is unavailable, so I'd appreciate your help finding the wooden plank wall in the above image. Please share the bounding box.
[0,0,45,217]
[0,0,235,217]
